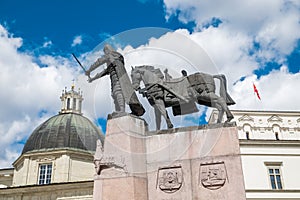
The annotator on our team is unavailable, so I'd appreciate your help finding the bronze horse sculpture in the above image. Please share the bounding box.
[131,65,235,130]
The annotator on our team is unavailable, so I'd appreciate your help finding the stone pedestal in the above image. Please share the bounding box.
[94,176,147,200]
[146,125,246,200]
[93,115,246,200]
[93,115,148,200]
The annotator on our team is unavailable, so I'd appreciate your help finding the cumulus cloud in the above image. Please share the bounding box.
[163,0,300,63]
[0,25,81,168]
[71,35,83,47]
[231,66,300,111]
[188,26,257,85]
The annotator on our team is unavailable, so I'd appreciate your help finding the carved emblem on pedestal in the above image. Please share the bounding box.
[199,161,227,190]
[157,166,183,193]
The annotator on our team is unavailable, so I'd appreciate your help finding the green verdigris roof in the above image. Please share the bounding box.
[22,113,104,154]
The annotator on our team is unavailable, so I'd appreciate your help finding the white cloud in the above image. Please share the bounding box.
[71,35,83,47]
[121,29,217,75]
[188,26,257,85]
[0,25,81,168]
[42,40,52,48]
[231,65,300,111]
[255,11,300,62]
[163,0,300,63]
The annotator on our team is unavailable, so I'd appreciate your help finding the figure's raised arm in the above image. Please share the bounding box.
[88,68,109,83]
[85,56,107,76]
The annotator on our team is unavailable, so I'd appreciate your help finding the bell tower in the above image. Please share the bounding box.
[59,84,83,115]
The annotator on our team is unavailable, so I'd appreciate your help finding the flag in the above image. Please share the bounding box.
[253,83,261,100]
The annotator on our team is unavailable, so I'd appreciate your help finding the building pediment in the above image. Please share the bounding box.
[238,114,254,122]
[267,115,283,122]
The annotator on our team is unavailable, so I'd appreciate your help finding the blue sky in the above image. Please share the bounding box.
[0,0,193,56]
[0,0,300,168]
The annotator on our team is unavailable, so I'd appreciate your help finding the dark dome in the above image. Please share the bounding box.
[22,113,105,154]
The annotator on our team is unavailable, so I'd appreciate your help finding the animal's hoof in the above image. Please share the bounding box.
[167,124,174,129]
[225,115,234,123]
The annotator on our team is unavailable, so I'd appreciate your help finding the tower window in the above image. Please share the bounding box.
[73,98,76,110]
[38,163,52,185]
[67,98,71,110]
[78,100,82,112]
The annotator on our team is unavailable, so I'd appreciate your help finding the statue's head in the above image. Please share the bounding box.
[103,44,114,54]
[181,70,187,77]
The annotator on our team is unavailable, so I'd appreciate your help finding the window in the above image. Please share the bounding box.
[267,166,283,190]
[73,98,76,110]
[67,98,71,110]
[275,132,279,140]
[246,131,250,140]
[243,124,252,140]
[273,125,281,140]
[38,163,52,185]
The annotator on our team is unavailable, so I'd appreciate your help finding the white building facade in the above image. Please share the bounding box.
[210,110,300,200]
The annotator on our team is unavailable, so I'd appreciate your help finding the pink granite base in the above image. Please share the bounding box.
[93,115,246,200]
[146,125,246,200]
[93,176,147,200]
[93,115,148,200]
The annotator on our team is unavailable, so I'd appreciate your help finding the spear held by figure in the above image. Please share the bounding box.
[72,53,91,80]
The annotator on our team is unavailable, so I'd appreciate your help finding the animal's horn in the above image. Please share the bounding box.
[131,66,134,70]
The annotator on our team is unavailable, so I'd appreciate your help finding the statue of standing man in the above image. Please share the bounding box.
[85,44,145,117]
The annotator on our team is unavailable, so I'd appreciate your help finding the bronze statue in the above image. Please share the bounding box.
[131,65,235,130]
[77,44,235,129]
[85,44,145,116]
